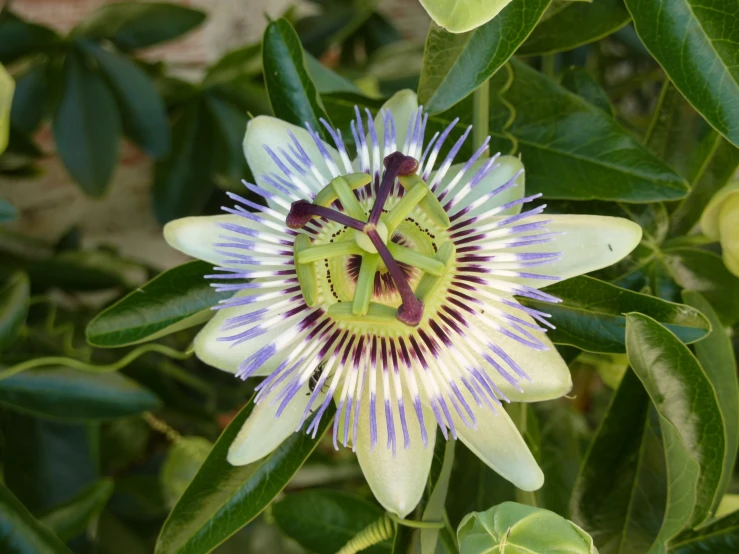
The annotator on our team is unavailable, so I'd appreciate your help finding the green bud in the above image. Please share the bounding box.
[420,0,513,33]
[457,502,598,554]
[0,63,14,155]
[701,181,739,277]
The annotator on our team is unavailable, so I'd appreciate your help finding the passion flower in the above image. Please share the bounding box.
[164,90,641,517]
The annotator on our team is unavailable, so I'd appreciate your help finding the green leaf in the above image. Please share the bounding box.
[489,59,688,202]
[571,368,666,553]
[521,275,710,353]
[39,479,114,542]
[10,62,47,135]
[155,398,335,554]
[417,0,551,114]
[560,66,614,116]
[53,52,121,197]
[670,510,739,553]
[662,247,739,325]
[625,0,739,148]
[86,261,227,348]
[75,2,206,50]
[80,41,170,157]
[160,437,212,508]
[305,53,362,95]
[28,250,145,292]
[0,272,29,352]
[0,62,13,155]
[0,367,162,421]
[0,11,59,65]
[153,102,215,223]
[262,18,331,138]
[421,440,456,554]
[272,490,389,554]
[520,0,630,55]
[205,93,249,182]
[626,314,726,538]
[682,291,739,514]
[0,481,73,554]
[0,198,17,222]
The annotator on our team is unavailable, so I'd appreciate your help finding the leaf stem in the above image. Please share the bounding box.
[472,79,490,154]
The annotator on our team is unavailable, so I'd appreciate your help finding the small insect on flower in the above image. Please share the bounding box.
[164,90,642,517]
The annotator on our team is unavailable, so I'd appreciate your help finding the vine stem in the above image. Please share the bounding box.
[0,343,192,382]
[472,79,490,154]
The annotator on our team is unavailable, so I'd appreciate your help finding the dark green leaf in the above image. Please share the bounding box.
[417,0,551,114]
[86,261,227,348]
[0,482,73,554]
[80,41,170,157]
[153,102,215,223]
[2,414,98,513]
[489,60,688,202]
[682,291,739,514]
[391,523,414,554]
[670,510,739,553]
[10,63,48,134]
[560,66,614,116]
[53,52,121,197]
[626,314,726,536]
[662,247,739,325]
[29,250,145,291]
[39,479,114,542]
[155,398,335,554]
[262,18,331,138]
[625,0,739,148]
[520,0,631,55]
[0,367,162,421]
[0,271,29,352]
[571,368,666,553]
[95,512,149,554]
[522,276,710,353]
[205,93,248,182]
[0,11,59,65]
[75,2,206,50]
[272,490,389,554]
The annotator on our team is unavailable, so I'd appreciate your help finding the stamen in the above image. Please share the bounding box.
[368,152,419,225]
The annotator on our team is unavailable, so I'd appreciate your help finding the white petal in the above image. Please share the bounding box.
[354,379,436,518]
[455,402,543,491]
[431,155,525,216]
[227,381,312,465]
[453,308,572,402]
[243,115,341,205]
[516,215,642,288]
[193,288,297,376]
[372,89,418,156]
[164,215,244,265]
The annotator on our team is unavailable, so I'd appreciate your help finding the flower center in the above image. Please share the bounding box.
[286,152,454,327]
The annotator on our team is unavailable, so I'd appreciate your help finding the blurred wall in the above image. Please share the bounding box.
[0,0,428,270]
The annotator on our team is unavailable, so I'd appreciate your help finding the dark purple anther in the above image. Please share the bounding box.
[368,152,419,225]
[286,200,365,232]
[367,228,424,326]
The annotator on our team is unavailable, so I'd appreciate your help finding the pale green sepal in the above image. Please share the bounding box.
[314,172,372,207]
[293,234,318,307]
[352,254,379,316]
[0,63,14,155]
[385,181,428,232]
[415,241,455,302]
[399,174,451,228]
[387,243,445,276]
[457,502,598,554]
[420,0,514,34]
[297,239,363,263]
[700,182,739,276]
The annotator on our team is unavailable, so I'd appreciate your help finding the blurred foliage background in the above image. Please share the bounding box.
[0,0,738,553]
